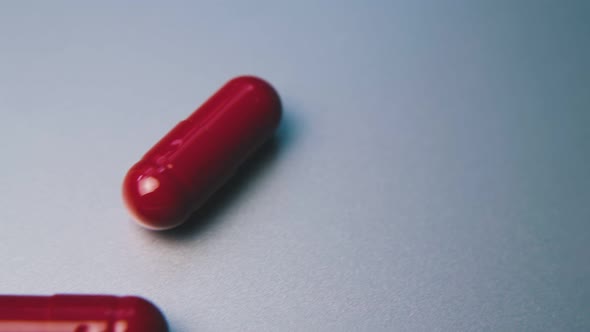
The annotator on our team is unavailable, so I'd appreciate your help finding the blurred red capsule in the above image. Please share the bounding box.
[0,294,168,332]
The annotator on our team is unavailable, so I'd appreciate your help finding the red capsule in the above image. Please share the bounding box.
[123,76,282,230]
[0,295,168,332]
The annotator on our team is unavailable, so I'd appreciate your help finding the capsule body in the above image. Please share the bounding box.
[123,76,282,230]
[0,295,168,332]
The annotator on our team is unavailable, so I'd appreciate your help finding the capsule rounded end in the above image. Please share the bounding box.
[123,162,191,230]
[119,296,169,332]
[230,75,282,131]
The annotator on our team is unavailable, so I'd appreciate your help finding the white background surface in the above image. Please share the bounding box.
[1,1,589,331]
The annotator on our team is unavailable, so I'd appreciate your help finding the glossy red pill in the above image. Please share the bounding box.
[0,295,168,332]
[123,76,282,230]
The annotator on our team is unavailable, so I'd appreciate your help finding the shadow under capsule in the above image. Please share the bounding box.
[148,107,299,241]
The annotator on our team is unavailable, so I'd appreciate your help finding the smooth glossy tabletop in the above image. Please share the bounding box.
[1,1,589,331]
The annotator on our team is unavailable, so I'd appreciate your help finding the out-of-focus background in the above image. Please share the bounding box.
[1,1,588,331]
